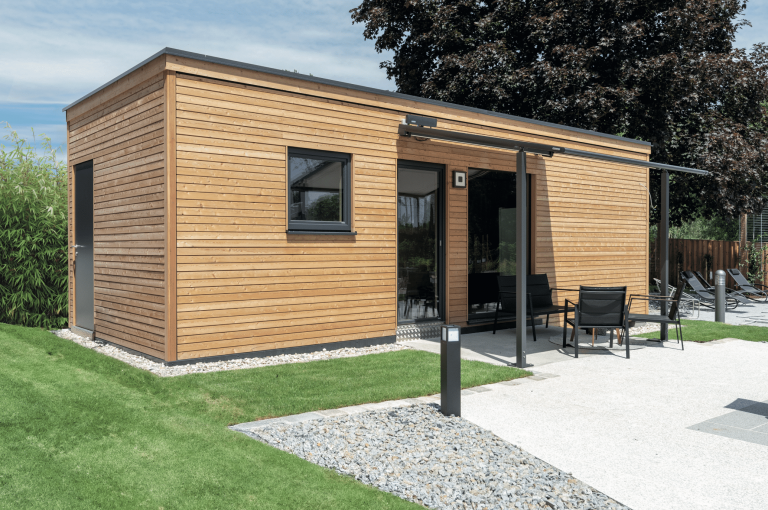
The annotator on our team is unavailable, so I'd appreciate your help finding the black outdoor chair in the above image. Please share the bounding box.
[726,268,768,301]
[679,271,739,309]
[562,286,629,359]
[526,274,574,328]
[692,270,751,305]
[492,276,538,340]
[627,283,685,350]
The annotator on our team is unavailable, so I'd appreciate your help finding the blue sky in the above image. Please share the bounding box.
[1,0,766,160]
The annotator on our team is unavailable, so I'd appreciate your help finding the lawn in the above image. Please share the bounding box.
[637,319,768,343]
[0,324,529,509]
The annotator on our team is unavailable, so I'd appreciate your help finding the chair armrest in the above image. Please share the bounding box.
[753,282,768,290]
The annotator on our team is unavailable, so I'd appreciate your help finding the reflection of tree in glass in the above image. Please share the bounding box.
[398,195,436,271]
[305,193,340,222]
[468,171,516,274]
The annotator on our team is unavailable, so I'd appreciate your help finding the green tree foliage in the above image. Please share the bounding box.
[649,215,740,242]
[0,125,68,328]
[351,0,768,225]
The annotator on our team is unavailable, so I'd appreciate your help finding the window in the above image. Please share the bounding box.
[288,148,351,232]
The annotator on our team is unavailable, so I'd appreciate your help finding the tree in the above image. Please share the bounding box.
[351,0,768,225]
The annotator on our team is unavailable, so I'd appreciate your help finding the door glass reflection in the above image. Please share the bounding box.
[397,168,440,322]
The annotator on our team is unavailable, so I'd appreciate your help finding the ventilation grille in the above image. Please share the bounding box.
[396,322,443,341]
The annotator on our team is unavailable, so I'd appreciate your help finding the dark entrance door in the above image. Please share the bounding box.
[397,161,444,323]
[74,161,94,331]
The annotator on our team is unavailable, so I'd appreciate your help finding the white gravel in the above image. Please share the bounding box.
[50,329,407,377]
[246,404,630,510]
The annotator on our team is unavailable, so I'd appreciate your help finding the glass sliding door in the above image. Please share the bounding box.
[467,169,528,322]
[397,162,443,323]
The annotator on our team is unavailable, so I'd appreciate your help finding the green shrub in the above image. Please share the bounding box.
[0,124,68,328]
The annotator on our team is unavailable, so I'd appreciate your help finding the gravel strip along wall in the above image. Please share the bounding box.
[240,405,630,510]
[50,329,407,377]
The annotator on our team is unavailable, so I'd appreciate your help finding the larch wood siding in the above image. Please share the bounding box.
[173,75,399,359]
[67,74,167,359]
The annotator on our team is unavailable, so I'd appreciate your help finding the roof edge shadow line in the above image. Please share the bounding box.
[63,47,651,148]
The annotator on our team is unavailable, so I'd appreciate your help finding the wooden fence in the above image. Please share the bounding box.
[649,239,741,288]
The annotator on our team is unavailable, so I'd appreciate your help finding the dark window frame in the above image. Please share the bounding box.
[287,147,352,232]
[396,159,445,324]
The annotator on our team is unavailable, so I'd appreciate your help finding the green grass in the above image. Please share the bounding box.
[637,319,768,343]
[0,324,529,509]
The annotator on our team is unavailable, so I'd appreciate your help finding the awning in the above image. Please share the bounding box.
[398,114,707,367]
[398,121,708,175]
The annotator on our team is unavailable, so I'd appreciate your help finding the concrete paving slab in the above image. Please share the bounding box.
[404,325,649,368]
[460,338,768,510]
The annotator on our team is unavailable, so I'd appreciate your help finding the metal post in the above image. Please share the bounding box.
[659,170,669,341]
[440,325,461,416]
[516,151,528,368]
[715,270,726,323]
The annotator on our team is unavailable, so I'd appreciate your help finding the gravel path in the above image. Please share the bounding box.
[50,329,407,377]
[245,405,630,510]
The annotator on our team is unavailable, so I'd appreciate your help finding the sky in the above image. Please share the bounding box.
[1,0,766,160]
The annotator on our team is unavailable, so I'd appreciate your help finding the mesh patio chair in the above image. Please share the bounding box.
[726,268,768,302]
[493,276,538,340]
[562,286,629,359]
[654,278,699,318]
[628,284,685,350]
[679,271,739,310]
[692,270,752,305]
[526,274,575,328]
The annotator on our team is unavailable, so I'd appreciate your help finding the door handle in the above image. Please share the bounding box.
[71,245,84,248]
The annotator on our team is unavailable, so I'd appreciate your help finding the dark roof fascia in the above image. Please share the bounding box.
[63,47,651,148]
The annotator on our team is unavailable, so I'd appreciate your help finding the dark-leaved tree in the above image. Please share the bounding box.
[351,0,768,225]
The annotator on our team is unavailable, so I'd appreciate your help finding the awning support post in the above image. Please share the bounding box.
[516,150,528,368]
[660,170,669,341]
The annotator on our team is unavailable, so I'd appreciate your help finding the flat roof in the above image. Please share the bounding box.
[63,47,651,147]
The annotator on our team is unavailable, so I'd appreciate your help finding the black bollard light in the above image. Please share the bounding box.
[440,324,461,417]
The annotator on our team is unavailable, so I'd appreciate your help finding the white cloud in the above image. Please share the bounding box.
[0,0,394,105]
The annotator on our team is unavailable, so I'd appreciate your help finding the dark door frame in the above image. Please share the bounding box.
[73,160,94,333]
[396,160,446,324]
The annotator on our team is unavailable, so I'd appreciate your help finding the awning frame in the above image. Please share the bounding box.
[399,117,707,366]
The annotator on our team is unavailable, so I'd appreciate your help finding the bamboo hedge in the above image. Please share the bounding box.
[0,125,68,328]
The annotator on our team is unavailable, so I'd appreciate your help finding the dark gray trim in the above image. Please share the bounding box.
[401,124,707,175]
[561,148,707,175]
[396,160,446,324]
[70,325,93,338]
[93,334,397,367]
[288,147,352,232]
[286,230,357,235]
[62,47,650,148]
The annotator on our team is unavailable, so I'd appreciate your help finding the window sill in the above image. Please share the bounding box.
[286,230,357,236]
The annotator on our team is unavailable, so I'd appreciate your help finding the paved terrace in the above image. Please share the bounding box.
[405,316,768,510]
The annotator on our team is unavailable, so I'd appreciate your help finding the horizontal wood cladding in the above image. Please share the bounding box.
[68,74,166,358]
[172,73,650,358]
[534,155,649,322]
[175,75,403,358]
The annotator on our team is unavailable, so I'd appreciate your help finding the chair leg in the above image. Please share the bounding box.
[610,329,613,348]
[546,314,550,328]
[562,321,568,348]
[528,300,537,342]
[574,315,579,358]
[678,320,684,350]
[625,323,630,359]
[493,302,499,334]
